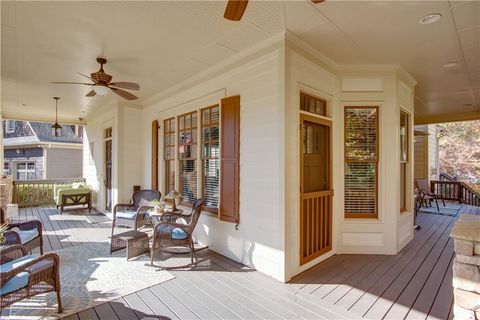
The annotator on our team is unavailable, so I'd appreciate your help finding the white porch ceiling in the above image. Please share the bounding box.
[1,1,479,123]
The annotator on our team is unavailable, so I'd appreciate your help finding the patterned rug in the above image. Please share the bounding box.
[5,241,174,319]
[419,203,462,217]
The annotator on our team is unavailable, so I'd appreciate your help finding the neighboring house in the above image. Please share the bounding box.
[2,120,83,180]
[414,125,441,182]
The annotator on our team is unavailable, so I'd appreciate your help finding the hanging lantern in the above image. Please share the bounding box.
[51,97,62,137]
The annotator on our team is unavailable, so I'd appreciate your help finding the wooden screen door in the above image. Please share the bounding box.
[104,128,113,212]
[300,114,333,265]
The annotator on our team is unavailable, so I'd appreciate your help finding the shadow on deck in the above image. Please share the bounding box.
[3,204,479,319]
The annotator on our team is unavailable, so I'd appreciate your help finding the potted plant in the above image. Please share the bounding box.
[150,199,164,213]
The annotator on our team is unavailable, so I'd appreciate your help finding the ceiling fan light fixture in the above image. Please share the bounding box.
[94,85,110,95]
[418,13,441,25]
[51,97,62,137]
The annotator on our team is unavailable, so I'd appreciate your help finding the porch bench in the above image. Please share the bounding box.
[54,183,92,214]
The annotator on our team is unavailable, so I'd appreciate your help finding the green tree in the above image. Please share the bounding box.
[438,120,480,192]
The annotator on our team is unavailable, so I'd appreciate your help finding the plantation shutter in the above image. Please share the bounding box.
[220,95,240,223]
[151,120,159,190]
[344,107,378,218]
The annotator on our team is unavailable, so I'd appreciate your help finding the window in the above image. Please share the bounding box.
[344,107,379,218]
[16,162,36,180]
[300,92,327,116]
[3,162,11,176]
[5,120,15,133]
[164,118,176,193]
[201,105,220,211]
[400,111,409,212]
[178,112,198,204]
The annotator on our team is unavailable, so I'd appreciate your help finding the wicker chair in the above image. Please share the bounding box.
[415,178,445,211]
[1,208,43,255]
[151,198,205,268]
[111,190,161,233]
[0,244,62,313]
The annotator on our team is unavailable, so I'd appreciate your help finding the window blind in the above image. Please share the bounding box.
[201,105,220,210]
[178,112,198,204]
[164,118,176,193]
[344,107,378,218]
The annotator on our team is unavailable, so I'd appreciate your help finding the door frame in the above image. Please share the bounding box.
[299,113,333,265]
[103,127,113,212]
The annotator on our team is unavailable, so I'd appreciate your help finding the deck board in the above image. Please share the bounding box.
[3,204,478,319]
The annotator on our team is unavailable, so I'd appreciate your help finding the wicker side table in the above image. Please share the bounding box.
[110,230,150,260]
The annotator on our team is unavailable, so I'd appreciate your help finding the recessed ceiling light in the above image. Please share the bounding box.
[455,89,468,94]
[462,104,473,108]
[443,61,459,68]
[419,13,442,25]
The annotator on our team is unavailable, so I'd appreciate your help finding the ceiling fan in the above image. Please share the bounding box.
[51,58,140,101]
[224,0,325,21]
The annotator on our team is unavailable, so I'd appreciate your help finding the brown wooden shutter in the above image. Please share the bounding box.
[220,95,240,223]
[151,120,159,190]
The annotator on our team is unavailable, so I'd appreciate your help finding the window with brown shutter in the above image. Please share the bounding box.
[201,105,220,212]
[344,106,379,218]
[178,111,198,204]
[220,96,240,223]
[164,118,176,193]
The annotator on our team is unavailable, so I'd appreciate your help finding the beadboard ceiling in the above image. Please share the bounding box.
[1,1,479,123]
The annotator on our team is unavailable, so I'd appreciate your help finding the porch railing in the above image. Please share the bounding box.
[12,178,85,208]
[430,180,480,207]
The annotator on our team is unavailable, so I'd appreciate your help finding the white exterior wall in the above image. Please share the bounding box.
[141,42,286,281]
[45,147,82,179]
[83,102,118,211]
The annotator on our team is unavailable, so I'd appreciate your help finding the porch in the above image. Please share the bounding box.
[3,204,478,320]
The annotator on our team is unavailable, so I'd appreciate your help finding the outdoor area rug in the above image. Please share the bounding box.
[5,241,174,319]
[419,203,462,217]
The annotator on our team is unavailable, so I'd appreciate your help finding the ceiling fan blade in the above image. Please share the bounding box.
[224,0,248,21]
[109,82,140,90]
[77,72,99,83]
[110,87,138,100]
[85,90,96,97]
[311,0,326,3]
[51,81,94,85]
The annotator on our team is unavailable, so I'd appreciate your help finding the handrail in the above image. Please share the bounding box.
[439,173,457,181]
[430,180,480,207]
[12,178,85,207]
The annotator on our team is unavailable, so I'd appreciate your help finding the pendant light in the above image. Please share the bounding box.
[51,97,62,137]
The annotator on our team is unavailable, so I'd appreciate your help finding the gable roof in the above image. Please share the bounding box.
[3,120,82,146]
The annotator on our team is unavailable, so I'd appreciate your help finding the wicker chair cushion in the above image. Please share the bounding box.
[0,272,29,295]
[17,229,39,244]
[0,254,37,295]
[158,224,188,240]
[116,211,137,220]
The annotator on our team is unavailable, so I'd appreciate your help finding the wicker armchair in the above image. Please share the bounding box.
[111,190,161,233]
[151,198,205,268]
[1,209,43,255]
[0,244,62,313]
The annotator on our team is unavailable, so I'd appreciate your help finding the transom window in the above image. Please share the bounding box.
[300,92,327,117]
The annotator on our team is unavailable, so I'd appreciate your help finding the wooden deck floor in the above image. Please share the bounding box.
[3,204,479,320]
